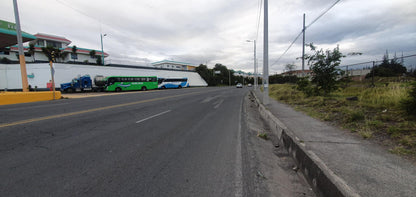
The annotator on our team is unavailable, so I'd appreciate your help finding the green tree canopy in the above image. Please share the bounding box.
[366,52,407,78]
[305,44,345,95]
[41,46,61,62]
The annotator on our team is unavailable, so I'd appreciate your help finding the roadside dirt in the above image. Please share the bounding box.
[242,93,315,197]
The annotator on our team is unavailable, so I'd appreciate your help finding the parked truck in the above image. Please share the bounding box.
[60,75,106,93]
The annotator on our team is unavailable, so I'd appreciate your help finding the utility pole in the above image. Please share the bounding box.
[254,40,257,90]
[263,0,269,104]
[13,0,29,92]
[100,33,106,65]
[302,13,306,77]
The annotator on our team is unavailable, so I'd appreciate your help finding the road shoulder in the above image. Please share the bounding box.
[242,93,315,196]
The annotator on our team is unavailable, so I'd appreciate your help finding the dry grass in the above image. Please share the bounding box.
[269,81,416,158]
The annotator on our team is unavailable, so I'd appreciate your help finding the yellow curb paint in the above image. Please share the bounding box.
[0,90,205,128]
[0,91,61,105]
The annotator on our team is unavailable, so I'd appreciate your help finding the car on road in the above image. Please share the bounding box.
[236,83,243,88]
[247,83,252,87]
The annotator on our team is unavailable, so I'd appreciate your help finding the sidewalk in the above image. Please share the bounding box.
[252,89,416,197]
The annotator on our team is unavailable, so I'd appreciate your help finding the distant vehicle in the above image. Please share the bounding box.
[236,83,243,88]
[158,78,189,89]
[247,83,252,87]
[105,76,158,92]
[60,75,106,93]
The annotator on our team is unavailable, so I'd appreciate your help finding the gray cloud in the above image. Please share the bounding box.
[1,0,415,74]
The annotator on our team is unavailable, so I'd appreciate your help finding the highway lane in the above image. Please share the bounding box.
[0,87,249,196]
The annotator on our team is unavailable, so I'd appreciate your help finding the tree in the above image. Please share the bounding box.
[196,64,215,86]
[401,82,416,115]
[29,43,35,62]
[285,63,296,75]
[96,55,103,65]
[212,64,237,86]
[41,46,61,62]
[366,51,407,78]
[305,44,345,96]
[89,50,96,58]
[72,45,77,63]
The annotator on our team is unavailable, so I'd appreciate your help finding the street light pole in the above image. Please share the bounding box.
[100,33,106,65]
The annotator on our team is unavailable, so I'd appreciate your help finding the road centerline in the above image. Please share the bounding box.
[136,110,171,124]
[0,90,220,129]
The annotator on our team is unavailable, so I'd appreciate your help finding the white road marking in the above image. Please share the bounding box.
[213,99,224,109]
[136,110,171,124]
[234,98,243,197]
[201,95,219,103]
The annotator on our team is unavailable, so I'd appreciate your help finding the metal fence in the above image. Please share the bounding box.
[338,54,416,80]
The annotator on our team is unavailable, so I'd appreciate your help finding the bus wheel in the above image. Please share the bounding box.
[141,86,147,91]
[178,85,182,89]
[115,87,122,92]
[162,86,166,89]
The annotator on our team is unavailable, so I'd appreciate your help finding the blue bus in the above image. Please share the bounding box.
[158,78,189,89]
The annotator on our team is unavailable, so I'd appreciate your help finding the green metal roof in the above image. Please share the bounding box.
[0,19,36,48]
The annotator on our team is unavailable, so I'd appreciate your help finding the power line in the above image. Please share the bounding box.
[306,0,341,29]
[270,31,303,67]
[270,0,342,67]
[256,0,263,41]
[55,0,100,23]
[339,54,416,68]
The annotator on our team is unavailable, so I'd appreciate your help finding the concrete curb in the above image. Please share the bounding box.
[250,90,360,197]
[0,91,61,105]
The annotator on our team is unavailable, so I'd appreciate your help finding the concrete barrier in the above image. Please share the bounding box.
[0,91,62,105]
[250,91,360,197]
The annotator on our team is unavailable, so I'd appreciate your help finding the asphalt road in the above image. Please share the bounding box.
[0,87,249,196]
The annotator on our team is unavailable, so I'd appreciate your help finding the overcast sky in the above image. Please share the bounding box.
[1,0,415,73]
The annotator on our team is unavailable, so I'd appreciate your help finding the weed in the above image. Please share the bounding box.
[366,120,384,130]
[389,146,415,155]
[399,136,415,147]
[269,82,416,158]
[400,82,416,115]
[257,132,268,140]
[387,126,400,138]
[349,111,365,122]
[358,130,373,139]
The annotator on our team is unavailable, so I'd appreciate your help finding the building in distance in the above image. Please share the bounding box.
[152,60,196,71]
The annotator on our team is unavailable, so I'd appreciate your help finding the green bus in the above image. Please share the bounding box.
[105,76,158,92]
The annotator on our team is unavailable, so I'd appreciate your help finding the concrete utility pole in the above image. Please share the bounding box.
[253,40,257,90]
[13,0,29,92]
[263,0,269,104]
[100,33,106,65]
[302,13,306,77]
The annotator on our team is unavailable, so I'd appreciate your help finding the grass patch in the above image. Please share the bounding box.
[358,130,373,139]
[269,80,416,159]
[390,146,415,156]
[257,132,269,140]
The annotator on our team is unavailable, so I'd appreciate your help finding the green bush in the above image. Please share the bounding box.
[401,82,416,115]
[296,78,315,97]
[346,111,365,122]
